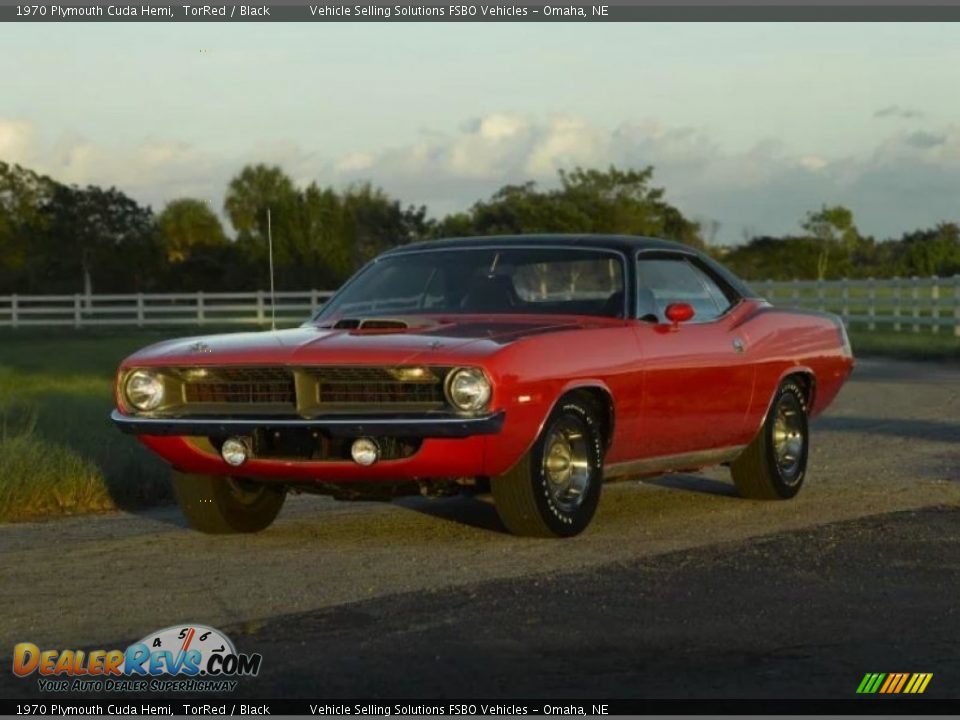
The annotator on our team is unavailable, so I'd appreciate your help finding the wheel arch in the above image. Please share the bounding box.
[747,366,817,442]
[539,381,615,448]
[497,380,615,478]
[564,383,616,452]
[779,367,816,411]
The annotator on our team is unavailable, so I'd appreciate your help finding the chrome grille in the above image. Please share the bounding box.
[307,367,444,406]
[181,368,296,406]
[172,365,448,413]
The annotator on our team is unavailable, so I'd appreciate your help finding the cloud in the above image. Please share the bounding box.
[874,104,925,120]
[3,114,959,245]
[323,114,960,243]
[0,120,35,165]
[902,130,947,149]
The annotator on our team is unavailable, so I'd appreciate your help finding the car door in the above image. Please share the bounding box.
[632,252,755,458]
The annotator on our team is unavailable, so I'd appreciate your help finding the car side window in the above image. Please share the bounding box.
[636,256,731,322]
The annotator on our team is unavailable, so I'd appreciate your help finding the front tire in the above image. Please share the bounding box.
[491,397,604,537]
[172,472,286,534]
[731,379,809,499]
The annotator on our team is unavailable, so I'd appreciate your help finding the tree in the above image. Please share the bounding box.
[223,165,426,289]
[157,199,227,263]
[224,164,306,289]
[895,223,960,277]
[801,205,860,280]
[0,162,57,293]
[40,184,161,294]
[436,166,705,249]
[223,164,298,245]
[722,235,824,281]
[437,181,579,236]
[343,183,431,265]
[1,165,164,294]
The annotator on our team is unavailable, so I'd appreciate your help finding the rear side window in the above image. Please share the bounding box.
[636,256,732,322]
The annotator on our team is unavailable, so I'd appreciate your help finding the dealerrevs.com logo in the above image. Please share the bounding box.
[12,625,262,693]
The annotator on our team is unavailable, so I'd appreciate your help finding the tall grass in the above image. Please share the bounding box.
[0,331,173,522]
[0,400,112,520]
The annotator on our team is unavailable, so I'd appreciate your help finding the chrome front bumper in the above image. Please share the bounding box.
[110,409,505,438]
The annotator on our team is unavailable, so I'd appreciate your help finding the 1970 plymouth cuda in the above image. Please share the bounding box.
[112,235,854,537]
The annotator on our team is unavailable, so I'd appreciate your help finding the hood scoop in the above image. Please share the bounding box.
[333,317,427,334]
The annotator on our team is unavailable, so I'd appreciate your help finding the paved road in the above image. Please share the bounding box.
[1,358,958,698]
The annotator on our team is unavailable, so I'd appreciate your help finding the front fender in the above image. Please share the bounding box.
[480,379,613,478]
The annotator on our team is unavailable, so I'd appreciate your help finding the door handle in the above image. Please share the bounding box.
[732,337,745,353]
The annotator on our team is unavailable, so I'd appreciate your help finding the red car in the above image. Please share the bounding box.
[112,235,854,537]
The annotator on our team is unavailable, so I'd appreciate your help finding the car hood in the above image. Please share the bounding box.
[122,316,605,368]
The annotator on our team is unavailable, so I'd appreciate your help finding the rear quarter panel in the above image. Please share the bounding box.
[734,305,854,445]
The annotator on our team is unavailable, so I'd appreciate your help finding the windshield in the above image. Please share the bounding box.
[315,247,626,321]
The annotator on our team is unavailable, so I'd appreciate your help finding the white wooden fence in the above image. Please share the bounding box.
[0,290,334,329]
[756,275,960,336]
[1,276,959,335]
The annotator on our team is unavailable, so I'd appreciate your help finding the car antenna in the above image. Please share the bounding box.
[267,207,276,331]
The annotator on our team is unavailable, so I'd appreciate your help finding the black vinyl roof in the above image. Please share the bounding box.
[388,233,691,255]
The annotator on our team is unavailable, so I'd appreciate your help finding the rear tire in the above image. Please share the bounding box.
[491,398,604,537]
[172,472,286,534]
[731,379,809,500]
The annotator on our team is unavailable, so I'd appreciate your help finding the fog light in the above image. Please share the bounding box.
[221,437,250,467]
[351,437,380,466]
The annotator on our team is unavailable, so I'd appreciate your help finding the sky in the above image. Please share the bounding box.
[1,22,958,244]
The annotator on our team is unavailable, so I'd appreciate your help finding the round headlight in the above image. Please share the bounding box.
[445,368,492,412]
[124,370,165,411]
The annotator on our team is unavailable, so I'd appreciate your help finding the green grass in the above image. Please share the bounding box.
[849,328,960,362]
[0,323,956,522]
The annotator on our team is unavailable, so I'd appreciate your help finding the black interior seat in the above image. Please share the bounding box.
[602,290,625,318]
[460,275,518,313]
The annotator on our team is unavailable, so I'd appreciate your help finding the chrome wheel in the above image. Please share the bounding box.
[772,394,805,483]
[491,397,603,537]
[731,378,809,501]
[543,417,591,513]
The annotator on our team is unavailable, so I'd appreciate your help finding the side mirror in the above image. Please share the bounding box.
[665,302,695,325]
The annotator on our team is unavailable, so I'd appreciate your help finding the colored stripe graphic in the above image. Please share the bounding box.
[893,673,909,693]
[857,672,932,694]
[878,674,895,694]
[907,673,933,693]
[856,673,886,694]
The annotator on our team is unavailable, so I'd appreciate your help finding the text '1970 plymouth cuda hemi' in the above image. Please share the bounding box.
[112,235,854,537]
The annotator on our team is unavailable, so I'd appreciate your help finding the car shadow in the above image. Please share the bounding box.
[639,473,739,497]
[814,415,960,443]
[394,494,508,534]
